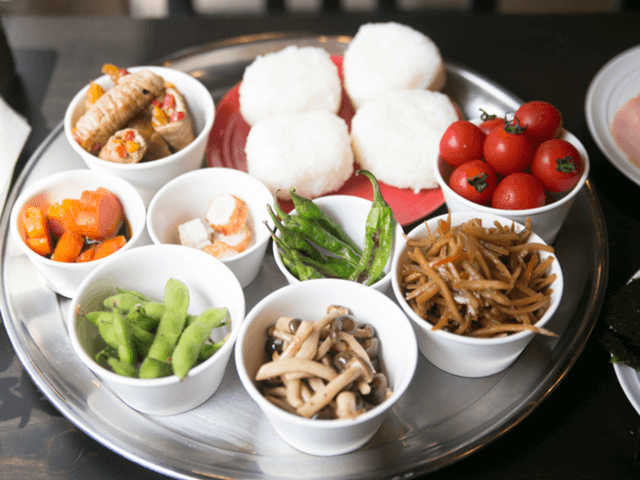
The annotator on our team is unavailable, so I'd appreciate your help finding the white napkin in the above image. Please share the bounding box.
[0,94,31,211]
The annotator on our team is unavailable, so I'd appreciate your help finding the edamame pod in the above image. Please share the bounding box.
[112,309,136,365]
[172,307,230,379]
[198,337,228,362]
[143,278,189,364]
[138,357,173,379]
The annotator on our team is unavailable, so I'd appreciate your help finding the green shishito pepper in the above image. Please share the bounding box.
[289,188,362,254]
[265,171,395,285]
[348,170,396,286]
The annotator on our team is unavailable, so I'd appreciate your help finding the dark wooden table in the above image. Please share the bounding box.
[2,12,640,479]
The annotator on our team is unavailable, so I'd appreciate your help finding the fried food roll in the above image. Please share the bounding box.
[126,113,172,161]
[151,84,195,152]
[73,69,165,154]
[98,128,147,164]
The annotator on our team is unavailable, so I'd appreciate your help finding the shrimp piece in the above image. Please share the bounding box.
[203,241,239,260]
[213,223,252,253]
[205,194,248,236]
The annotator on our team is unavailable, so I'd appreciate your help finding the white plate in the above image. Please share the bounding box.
[585,44,640,187]
[613,269,640,416]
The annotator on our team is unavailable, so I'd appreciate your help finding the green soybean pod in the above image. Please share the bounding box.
[197,337,228,362]
[116,287,150,302]
[86,311,119,349]
[171,307,230,380]
[144,278,190,364]
[107,357,138,378]
[126,306,159,331]
[112,308,136,365]
[141,301,198,326]
[103,292,144,312]
[138,357,172,379]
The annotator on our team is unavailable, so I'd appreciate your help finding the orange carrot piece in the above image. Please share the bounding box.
[26,237,53,257]
[92,235,126,260]
[71,188,124,241]
[51,231,84,263]
[23,206,48,239]
[75,246,96,263]
[87,81,104,104]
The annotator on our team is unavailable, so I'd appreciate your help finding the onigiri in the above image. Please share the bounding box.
[239,46,342,126]
[245,110,354,200]
[350,89,458,193]
[343,22,445,110]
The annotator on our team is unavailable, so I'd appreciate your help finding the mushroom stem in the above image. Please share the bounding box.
[296,357,373,419]
[256,358,338,382]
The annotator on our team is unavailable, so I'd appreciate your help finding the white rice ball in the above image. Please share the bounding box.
[239,46,342,126]
[350,89,457,193]
[343,22,445,110]
[245,110,354,200]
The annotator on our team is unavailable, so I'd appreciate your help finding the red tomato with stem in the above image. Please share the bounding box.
[514,101,563,146]
[439,120,486,167]
[491,172,546,210]
[449,159,498,205]
[530,138,583,193]
[478,109,506,135]
[483,120,533,176]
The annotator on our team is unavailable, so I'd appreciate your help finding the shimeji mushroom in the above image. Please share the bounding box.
[296,356,374,418]
[335,391,364,419]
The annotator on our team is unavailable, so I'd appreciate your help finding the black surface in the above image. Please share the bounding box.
[2,12,640,480]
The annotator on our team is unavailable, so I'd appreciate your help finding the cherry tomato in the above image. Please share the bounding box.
[491,173,546,210]
[514,101,563,146]
[439,120,486,167]
[483,121,533,176]
[449,160,498,205]
[530,138,583,193]
[478,110,506,135]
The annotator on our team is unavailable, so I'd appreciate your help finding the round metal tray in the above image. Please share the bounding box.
[0,34,608,480]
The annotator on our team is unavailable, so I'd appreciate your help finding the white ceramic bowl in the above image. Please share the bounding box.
[146,167,273,289]
[434,125,590,244]
[64,65,215,206]
[272,195,404,293]
[9,169,147,298]
[235,278,418,456]
[391,212,564,378]
[68,244,245,416]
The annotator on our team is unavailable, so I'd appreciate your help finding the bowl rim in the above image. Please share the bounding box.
[63,65,215,171]
[67,243,245,387]
[391,211,564,345]
[9,169,147,270]
[234,278,418,429]
[146,166,274,262]
[271,194,403,288]
[433,123,591,215]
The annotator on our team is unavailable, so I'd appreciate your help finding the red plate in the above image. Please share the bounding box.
[206,55,445,226]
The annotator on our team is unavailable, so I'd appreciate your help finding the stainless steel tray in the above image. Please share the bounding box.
[0,34,608,480]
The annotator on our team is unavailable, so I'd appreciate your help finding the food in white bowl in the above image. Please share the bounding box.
[234,278,418,456]
[10,169,147,298]
[391,212,563,378]
[245,110,354,201]
[239,45,342,126]
[434,108,590,244]
[68,244,245,415]
[611,91,640,167]
[343,21,445,110]
[350,88,458,193]
[64,65,215,206]
[270,171,403,293]
[146,167,273,288]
